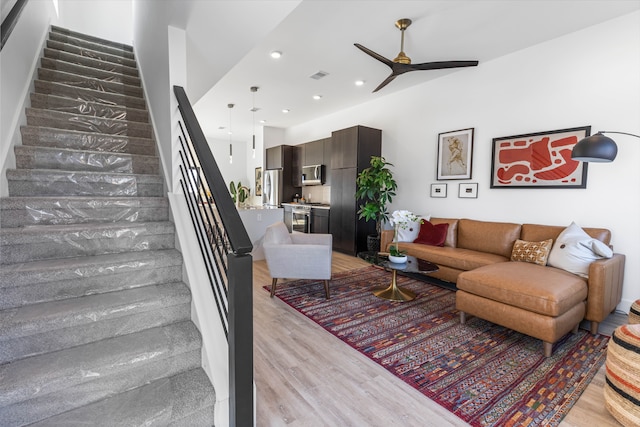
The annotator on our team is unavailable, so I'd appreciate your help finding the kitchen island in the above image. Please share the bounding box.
[237,206,284,260]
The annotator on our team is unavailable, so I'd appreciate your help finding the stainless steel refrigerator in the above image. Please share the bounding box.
[263,169,282,207]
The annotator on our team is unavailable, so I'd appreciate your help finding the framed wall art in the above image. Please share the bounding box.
[255,167,263,196]
[458,183,478,198]
[430,183,447,198]
[490,126,590,189]
[437,128,474,180]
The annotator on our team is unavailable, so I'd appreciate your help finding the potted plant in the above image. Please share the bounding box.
[229,181,250,207]
[388,210,421,263]
[355,156,398,251]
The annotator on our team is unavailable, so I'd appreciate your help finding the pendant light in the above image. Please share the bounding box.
[250,86,259,159]
[227,103,234,164]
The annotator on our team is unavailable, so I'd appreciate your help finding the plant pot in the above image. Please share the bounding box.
[367,235,381,252]
[388,254,407,264]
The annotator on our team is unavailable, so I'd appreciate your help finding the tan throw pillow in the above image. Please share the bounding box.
[510,239,553,266]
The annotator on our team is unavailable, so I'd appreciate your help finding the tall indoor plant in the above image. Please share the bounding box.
[355,156,398,251]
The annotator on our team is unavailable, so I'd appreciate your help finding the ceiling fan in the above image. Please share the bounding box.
[355,18,479,93]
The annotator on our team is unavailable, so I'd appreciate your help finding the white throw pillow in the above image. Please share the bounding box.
[547,222,613,278]
[396,215,431,242]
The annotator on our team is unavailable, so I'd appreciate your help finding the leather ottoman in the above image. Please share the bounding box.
[456,261,588,357]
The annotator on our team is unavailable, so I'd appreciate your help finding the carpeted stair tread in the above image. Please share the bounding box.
[40,58,141,87]
[0,282,192,363]
[0,195,168,227]
[20,125,156,155]
[26,368,214,427]
[6,168,164,197]
[34,80,146,109]
[0,220,174,264]
[37,68,143,97]
[48,31,135,60]
[46,39,136,68]
[30,92,148,123]
[0,323,203,426]
[14,145,159,174]
[0,249,183,309]
[1,281,191,339]
[26,108,151,138]
[44,47,139,77]
[51,25,133,53]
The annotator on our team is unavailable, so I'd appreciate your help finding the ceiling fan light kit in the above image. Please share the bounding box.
[355,18,479,92]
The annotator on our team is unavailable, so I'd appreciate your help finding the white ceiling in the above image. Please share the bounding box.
[190,0,640,144]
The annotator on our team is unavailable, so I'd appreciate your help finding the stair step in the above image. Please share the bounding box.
[0,282,191,363]
[0,249,182,309]
[6,169,163,198]
[26,368,215,427]
[48,30,135,60]
[14,145,159,174]
[40,57,142,87]
[35,80,146,110]
[21,126,156,155]
[44,47,139,77]
[38,68,144,98]
[51,25,133,53]
[0,196,168,227]
[0,322,202,426]
[46,39,137,69]
[26,108,151,138]
[0,220,174,264]
[30,93,148,123]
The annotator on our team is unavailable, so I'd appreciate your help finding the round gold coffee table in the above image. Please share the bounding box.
[357,252,439,301]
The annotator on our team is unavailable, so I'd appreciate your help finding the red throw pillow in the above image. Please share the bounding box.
[413,221,449,246]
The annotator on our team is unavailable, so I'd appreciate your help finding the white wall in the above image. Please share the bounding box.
[57,0,133,45]
[284,11,640,312]
[0,0,58,197]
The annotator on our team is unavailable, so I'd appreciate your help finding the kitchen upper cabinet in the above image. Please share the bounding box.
[304,139,325,166]
[292,146,303,187]
[323,138,332,185]
[266,145,292,170]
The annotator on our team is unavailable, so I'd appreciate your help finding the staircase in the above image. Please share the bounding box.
[0,26,216,426]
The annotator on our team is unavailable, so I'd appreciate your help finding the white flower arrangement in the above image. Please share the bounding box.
[388,210,421,257]
[389,210,420,229]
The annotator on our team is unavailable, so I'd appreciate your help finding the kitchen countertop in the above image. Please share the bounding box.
[281,202,330,209]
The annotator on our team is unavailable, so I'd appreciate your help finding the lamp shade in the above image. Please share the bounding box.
[571,132,618,162]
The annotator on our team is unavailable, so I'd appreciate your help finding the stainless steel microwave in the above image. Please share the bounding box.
[301,164,324,186]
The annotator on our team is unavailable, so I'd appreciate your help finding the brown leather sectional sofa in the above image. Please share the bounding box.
[381,218,626,356]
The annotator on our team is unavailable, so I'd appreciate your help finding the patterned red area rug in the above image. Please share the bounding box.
[266,266,609,427]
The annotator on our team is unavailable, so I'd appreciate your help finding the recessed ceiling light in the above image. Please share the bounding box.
[259,119,267,124]
[313,95,322,100]
[282,109,290,113]
[355,80,365,86]
[270,51,282,59]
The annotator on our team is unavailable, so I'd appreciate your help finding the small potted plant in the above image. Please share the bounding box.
[388,210,421,263]
[355,156,398,251]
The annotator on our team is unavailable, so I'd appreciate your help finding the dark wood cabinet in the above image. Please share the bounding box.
[323,138,332,185]
[304,139,324,166]
[329,125,381,255]
[292,146,303,187]
[265,145,301,204]
[311,208,330,234]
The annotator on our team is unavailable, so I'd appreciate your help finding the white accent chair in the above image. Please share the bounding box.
[263,221,333,299]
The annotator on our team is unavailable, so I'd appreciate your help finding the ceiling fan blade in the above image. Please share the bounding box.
[373,73,399,93]
[354,43,393,68]
[409,60,479,71]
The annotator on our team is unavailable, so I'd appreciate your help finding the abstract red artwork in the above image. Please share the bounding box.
[491,126,590,188]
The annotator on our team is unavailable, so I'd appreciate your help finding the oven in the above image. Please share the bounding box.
[291,205,311,233]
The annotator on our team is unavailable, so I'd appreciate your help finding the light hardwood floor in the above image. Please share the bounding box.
[252,252,625,426]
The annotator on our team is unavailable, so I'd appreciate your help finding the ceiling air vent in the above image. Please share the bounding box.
[309,70,329,80]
